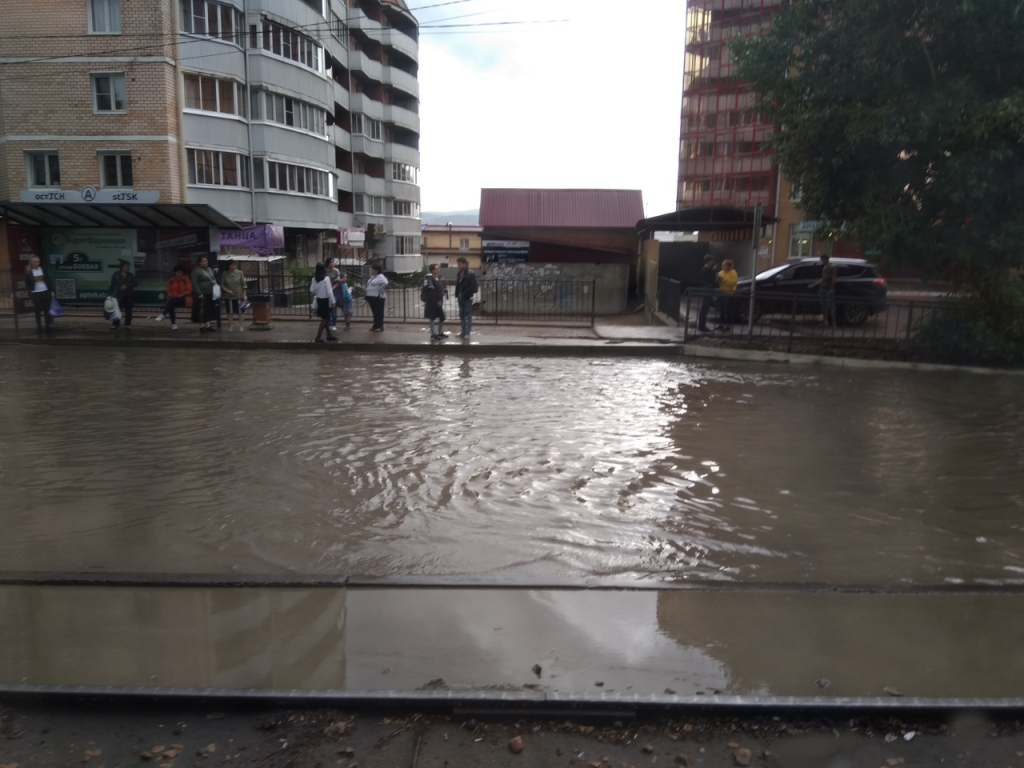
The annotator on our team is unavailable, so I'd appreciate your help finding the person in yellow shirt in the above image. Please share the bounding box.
[716,258,739,329]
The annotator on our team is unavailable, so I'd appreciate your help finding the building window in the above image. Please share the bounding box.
[299,0,326,16]
[88,0,121,33]
[181,0,244,43]
[92,73,126,112]
[390,163,417,183]
[789,183,803,202]
[789,224,813,259]
[27,152,60,187]
[257,91,327,135]
[261,20,324,73]
[332,14,348,47]
[395,235,418,255]
[183,73,246,116]
[354,194,384,214]
[99,153,133,187]
[265,160,333,198]
[186,148,250,187]
[392,200,419,218]
[459,238,470,250]
[352,114,382,141]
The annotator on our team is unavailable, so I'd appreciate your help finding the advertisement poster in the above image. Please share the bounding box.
[482,240,530,264]
[43,228,164,305]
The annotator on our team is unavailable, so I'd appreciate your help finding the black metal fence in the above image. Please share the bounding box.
[257,279,597,326]
[679,287,946,351]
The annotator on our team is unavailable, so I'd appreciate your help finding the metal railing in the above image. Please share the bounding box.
[680,287,945,351]
[260,279,597,326]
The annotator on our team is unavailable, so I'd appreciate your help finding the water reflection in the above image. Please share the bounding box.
[1,347,1023,585]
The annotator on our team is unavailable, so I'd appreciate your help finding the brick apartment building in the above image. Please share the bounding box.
[678,0,853,267]
[0,0,423,292]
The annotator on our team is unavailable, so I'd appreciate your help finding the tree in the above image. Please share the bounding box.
[731,0,1024,286]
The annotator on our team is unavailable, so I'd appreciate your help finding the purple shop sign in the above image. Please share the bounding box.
[218,225,285,256]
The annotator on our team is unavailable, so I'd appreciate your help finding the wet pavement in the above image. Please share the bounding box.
[2,585,1024,699]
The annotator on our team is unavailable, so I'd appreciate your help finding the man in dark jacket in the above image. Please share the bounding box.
[697,254,717,332]
[422,263,448,340]
[454,257,478,339]
[107,260,138,329]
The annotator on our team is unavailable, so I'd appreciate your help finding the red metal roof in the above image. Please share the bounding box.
[479,189,644,229]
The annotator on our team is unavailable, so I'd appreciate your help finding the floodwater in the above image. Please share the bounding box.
[1,346,1023,587]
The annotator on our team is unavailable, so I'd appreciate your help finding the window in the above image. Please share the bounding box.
[92,73,126,112]
[183,73,246,116]
[27,152,60,187]
[789,183,803,202]
[181,0,244,43]
[299,0,326,16]
[261,20,323,73]
[352,114,382,140]
[186,149,250,187]
[89,0,121,33]
[459,238,470,250]
[332,14,348,47]
[395,235,418,255]
[789,225,813,259]
[391,163,417,183]
[392,200,419,217]
[99,153,133,187]
[265,160,332,198]
[354,194,384,214]
[256,92,327,135]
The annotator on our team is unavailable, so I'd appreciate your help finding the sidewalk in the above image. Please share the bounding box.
[0,312,688,356]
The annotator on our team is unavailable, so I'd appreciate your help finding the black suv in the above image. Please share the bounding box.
[734,257,888,326]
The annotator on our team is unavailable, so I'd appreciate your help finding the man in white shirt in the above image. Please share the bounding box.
[365,263,389,332]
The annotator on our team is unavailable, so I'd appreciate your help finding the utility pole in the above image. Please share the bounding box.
[747,202,762,339]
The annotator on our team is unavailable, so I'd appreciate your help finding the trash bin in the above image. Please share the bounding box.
[249,292,273,330]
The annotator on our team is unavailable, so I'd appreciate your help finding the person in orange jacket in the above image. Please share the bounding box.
[154,264,193,330]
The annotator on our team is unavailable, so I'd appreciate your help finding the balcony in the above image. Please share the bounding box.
[349,8,383,41]
[386,179,419,202]
[333,125,351,151]
[335,169,353,193]
[384,142,419,166]
[349,50,383,83]
[351,135,384,158]
[353,174,386,197]
[384,103,419,134]
[383,27,418,62]
[383,66,418,99]
[350,92,384,121]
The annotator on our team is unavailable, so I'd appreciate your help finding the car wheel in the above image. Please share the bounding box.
[736,299,763,323]
[840,303,869,326]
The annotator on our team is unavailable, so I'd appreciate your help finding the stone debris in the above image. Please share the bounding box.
[733,747,752,766]
[508,735,524,754]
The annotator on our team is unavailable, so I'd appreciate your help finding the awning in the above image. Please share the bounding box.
[0,202,240,230]
[637,207,779,237]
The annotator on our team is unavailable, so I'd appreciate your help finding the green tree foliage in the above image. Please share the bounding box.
[731,0,1024,285]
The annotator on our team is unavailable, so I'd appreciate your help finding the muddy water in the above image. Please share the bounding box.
[1,346,1023,586]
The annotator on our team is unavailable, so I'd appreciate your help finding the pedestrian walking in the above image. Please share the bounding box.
[365,263,388,332]
[107,260,137,330]
[454,257,478,339]
[191,255,218,333]
[422,263,448,340]
[697,254,717,332]
[219,259,247,331]
[325,257,342,331]
[155,264,192,330]
[24,255,55,334]
[715,258,738,330]
[809,253,837,328]
[338,271,353,330]
[310,262,337,343]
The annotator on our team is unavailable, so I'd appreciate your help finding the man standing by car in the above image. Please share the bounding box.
[697,254,717,332]
[809,253,837,328]
[455,257,478,339]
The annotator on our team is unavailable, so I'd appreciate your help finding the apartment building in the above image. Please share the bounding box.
[0,0,421,273]
[679,0,843,265]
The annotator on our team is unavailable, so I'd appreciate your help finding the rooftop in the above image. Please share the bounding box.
[480,189,644,229]
[421,224,483,233]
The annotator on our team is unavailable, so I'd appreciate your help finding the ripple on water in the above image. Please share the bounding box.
[1,347,1023,586]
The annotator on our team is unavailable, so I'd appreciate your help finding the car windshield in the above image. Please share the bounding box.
[755,265,790,280]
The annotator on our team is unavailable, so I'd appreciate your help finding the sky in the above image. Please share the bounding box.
[413,0,686,216]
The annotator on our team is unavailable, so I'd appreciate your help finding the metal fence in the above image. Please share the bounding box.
[258,279,597,326]
[679,287,946,351]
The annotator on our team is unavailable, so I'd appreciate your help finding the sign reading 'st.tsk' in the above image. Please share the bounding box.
[19,188,160,205]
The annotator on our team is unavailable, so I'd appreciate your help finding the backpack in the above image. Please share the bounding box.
[420,279,432,303]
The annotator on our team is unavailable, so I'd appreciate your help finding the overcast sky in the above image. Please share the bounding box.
[414,0,686,216]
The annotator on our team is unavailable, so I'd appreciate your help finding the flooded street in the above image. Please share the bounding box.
[1,346,1023,586]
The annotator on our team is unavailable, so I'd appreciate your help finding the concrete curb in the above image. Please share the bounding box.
[2,683,1022,714]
